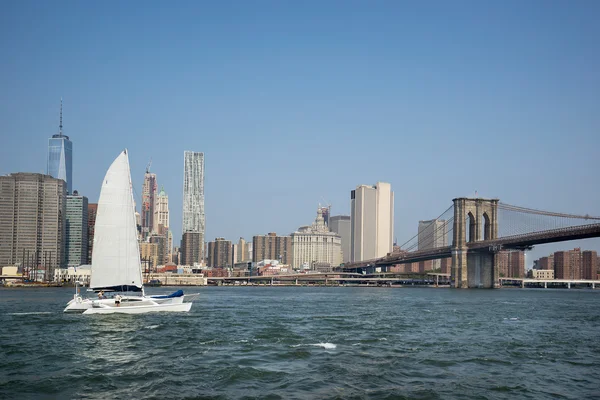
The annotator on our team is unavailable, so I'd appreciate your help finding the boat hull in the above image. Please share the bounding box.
[82,302,192,315]
[64,294,186,313]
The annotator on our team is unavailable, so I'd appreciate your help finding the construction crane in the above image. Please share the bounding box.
[319,197,332,226]
[146,158,152,174]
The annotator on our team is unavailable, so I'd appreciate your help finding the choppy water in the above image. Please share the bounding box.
[1,286,599,399]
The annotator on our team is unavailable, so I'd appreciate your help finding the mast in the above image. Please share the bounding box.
[126,149,146,294]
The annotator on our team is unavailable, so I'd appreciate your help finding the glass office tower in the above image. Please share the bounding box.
[47,100,73,194]
[48,135,72,194]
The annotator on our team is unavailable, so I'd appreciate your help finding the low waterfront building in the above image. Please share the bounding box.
[146,272,207,286]
[1,266,21,284]
[54,265,92,285]
[532,269,554,280]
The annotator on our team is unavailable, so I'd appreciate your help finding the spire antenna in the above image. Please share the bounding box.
[59,97,63,136]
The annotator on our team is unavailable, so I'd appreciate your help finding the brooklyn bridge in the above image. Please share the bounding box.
[341,197,600,288]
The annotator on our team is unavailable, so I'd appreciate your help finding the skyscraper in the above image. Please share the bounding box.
[418,219,448,270]
[149,235,167,266]
[154,186,169,233]
[252,233,292,264]
[66,191,89,267]
[582,251,598,280]
[141,169,157,239]
[181,232,203,266]
[0,173,66,279]
[87,203,97,264]
[183,151,205,257]
[236,238,246,263]
[207,238,232,268]
[47,99,73,194]
[350,182,394,262]
[329,215,351,263]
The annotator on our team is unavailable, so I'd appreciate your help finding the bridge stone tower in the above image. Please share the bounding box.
[452,198,499,288]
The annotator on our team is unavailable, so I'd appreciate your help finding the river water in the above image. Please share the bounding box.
[0,286,599,399]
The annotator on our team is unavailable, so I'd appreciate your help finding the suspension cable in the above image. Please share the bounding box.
[498,203,600,220]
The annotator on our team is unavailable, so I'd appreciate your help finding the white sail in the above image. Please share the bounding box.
[90,150,143,291]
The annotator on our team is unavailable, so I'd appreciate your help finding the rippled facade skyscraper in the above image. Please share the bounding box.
[182,151,205,258]
[47,99,73,194]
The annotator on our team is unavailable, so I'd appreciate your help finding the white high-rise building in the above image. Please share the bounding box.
[350,182,394,262]
[292,208,342,269]
[154,186,169,232]
[183,151,205,255]
[236,238,251,263]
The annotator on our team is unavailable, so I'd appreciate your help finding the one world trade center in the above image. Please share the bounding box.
[47,98,72,194]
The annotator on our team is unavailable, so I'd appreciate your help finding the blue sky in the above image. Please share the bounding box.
[1,0,599,264]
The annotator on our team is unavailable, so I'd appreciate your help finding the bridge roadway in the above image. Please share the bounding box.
[343,223,600,271]
[207,272,450,285]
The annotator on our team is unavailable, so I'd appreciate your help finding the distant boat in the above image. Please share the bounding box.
[64,150,196,314]
[146,279,162,287]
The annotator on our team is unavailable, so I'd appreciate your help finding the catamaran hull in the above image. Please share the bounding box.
[64,295,186,313]
[82,302,192,315]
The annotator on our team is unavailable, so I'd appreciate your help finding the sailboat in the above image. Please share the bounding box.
[64,150,194,314]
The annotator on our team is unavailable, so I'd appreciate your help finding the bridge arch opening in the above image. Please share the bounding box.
[467,212,477,243]
[483,212,491,240]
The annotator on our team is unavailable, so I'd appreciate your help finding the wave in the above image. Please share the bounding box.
[145,325,160,329]
[291,343,337,349]
[7,312,54,316]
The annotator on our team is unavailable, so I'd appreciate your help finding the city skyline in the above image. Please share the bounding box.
[1,1,599,264]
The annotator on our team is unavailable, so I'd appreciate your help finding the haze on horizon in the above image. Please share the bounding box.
[1,0,598,264]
